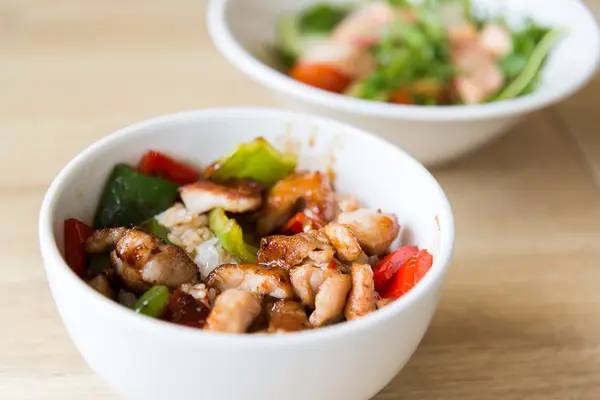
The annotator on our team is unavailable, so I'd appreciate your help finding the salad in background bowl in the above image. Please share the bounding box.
[276,0,563,106]
[207,0,600,166]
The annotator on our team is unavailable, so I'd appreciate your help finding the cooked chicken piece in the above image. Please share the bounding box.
[87,274,113,299]
[267,300,310,333]
[86,228,197,294]
[307,248,335,266]
[448,23,505,104]
[257,171,335,235]
[479,23,512,58]
[335,193,361,216]
[206,264,294,299]
[309,274,352,327]
[344,264,377,321]
[299,41,376,80]
[85,227,127,253]
[179,180,262,215]
[452,45,504,104]
[321,222,367,263]
[205,289,262,333]
[330,2,398,48]
[376,298,395,309]
[257,231,332,268]
[337,209,400,256]
[289,264,341,308]
[448,24,479,49]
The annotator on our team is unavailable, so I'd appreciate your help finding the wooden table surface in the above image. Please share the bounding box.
[2,1,600,399]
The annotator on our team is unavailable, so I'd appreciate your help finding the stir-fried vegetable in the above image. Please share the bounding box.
[167,289,210,328]
[209,208,258,264]
[205,137,297,187]
[64,219,94,277]
[94,164,179,229]
[138,150,200,186]
[280,211,324,235]
[381,249,433,299]
[133,285,171,317]
[372,245,419,292]
[139,217,172,244]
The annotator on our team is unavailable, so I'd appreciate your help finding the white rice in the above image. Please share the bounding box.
[155,203,235,279]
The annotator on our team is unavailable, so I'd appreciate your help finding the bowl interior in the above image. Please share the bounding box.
[44,108,452,300]
[219,0,599,105]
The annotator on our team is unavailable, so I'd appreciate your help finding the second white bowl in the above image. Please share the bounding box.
[207,0,600,166]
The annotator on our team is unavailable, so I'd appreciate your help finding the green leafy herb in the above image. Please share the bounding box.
[298,4,348,34]
[352,4,453,101]
[274,47,298,70]
[498,53,528,80]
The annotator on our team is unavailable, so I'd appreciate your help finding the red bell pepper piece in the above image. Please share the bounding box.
[280,212,306,235]
[166,289,210,329]
[64,219,94,278]
[138,150,200,186]
[380,250,434,300]
[280,212,325,235]
[372,246,419,292]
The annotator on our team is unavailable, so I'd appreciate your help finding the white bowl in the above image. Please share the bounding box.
[206,0,600,166]
[39,108,454,400]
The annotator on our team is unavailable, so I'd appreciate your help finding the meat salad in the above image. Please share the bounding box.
[63,138,434,334]
[275,0,562,105]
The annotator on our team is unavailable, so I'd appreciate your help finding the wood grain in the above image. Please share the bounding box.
[1,1,599,399]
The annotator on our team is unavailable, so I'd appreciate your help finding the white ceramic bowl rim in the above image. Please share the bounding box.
[206,0,600,122]
[39,107,455,347]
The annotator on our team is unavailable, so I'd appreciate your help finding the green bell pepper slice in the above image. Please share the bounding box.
[139,217,172,244]
[93,164,179,229]
[133,285,170,318]
[206,138,296,188]
[209,208,258,264]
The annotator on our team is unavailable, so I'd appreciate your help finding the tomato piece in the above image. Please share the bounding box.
[381,250,433,300]
[390,88,414,105]
[290,63,352,94]
[138,150,200,186]
[166,289,210,329]
[372,246,419,292]
[64,219,94,278]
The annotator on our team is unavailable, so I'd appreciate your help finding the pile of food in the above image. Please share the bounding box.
[275,0,562,105]
[63,138,433,334]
